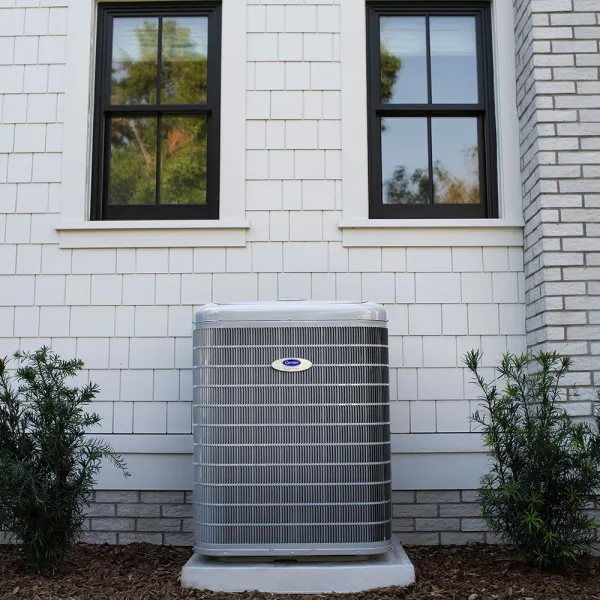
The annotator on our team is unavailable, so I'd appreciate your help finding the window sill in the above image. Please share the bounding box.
[55,219,250,249]
[338,219,524,247]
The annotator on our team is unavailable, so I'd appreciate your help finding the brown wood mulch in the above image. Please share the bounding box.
[1,543,600,600]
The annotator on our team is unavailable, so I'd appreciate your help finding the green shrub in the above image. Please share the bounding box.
[0,347,128,573]
[465,350,600,570]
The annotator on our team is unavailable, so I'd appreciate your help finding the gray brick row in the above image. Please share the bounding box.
[4,492,600,547]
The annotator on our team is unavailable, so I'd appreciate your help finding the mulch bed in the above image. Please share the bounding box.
[1,543,600,600]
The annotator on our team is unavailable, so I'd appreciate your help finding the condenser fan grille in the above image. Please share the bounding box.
[193,318,392,556]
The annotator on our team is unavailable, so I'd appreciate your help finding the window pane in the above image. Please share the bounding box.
[161,17,209,105]
[111,18,159,105]
[380,17,427,104]
[108,117,157,205]
[431,117,480,204]
[381,117,430,205]
[160,116,208,205]
[430,17,478,104]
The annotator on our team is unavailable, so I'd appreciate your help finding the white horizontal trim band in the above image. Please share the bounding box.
[339,221,524,248]
[55,219,251,231]
[338,219,524,229]
[56,220,249,249]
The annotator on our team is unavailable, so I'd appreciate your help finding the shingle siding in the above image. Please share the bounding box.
[0,0,526,439]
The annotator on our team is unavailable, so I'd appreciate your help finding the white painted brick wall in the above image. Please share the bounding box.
[0,0,526,457]
[515,0,600,403]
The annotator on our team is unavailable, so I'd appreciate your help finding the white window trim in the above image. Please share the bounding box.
[339,0,524,247]
[57,0,248,249]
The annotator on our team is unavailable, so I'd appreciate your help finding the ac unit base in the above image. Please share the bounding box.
[181,535,415,594]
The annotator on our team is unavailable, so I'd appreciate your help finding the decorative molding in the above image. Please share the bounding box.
[339,221,524,247]
[56,221,249,249]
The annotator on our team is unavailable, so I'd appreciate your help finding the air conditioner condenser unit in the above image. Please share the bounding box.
[192,301,392,557]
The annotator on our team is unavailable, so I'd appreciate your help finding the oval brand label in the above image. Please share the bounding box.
[272,358,313,373]
[283,359,301,367]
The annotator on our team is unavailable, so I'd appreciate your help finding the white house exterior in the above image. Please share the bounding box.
[0,0,598,546]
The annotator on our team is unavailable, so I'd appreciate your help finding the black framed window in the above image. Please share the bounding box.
[367,2,498,219]
[92,2,221,221]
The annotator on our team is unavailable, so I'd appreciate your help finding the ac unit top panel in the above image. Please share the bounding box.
[195,301,387,327]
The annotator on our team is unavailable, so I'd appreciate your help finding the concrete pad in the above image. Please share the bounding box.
[181,536,415,594]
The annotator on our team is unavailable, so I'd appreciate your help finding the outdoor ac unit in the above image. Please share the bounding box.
[192,301,392,557]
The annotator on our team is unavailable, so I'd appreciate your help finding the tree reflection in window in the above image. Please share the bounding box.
[383,145,480,205]
[109,18,208,206]
[380,44,402,105]
[368,5,496,218]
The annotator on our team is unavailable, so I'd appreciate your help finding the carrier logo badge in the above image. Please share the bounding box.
[272,358,313,372]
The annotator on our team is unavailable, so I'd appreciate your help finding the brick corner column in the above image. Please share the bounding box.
[514,0,600,405]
